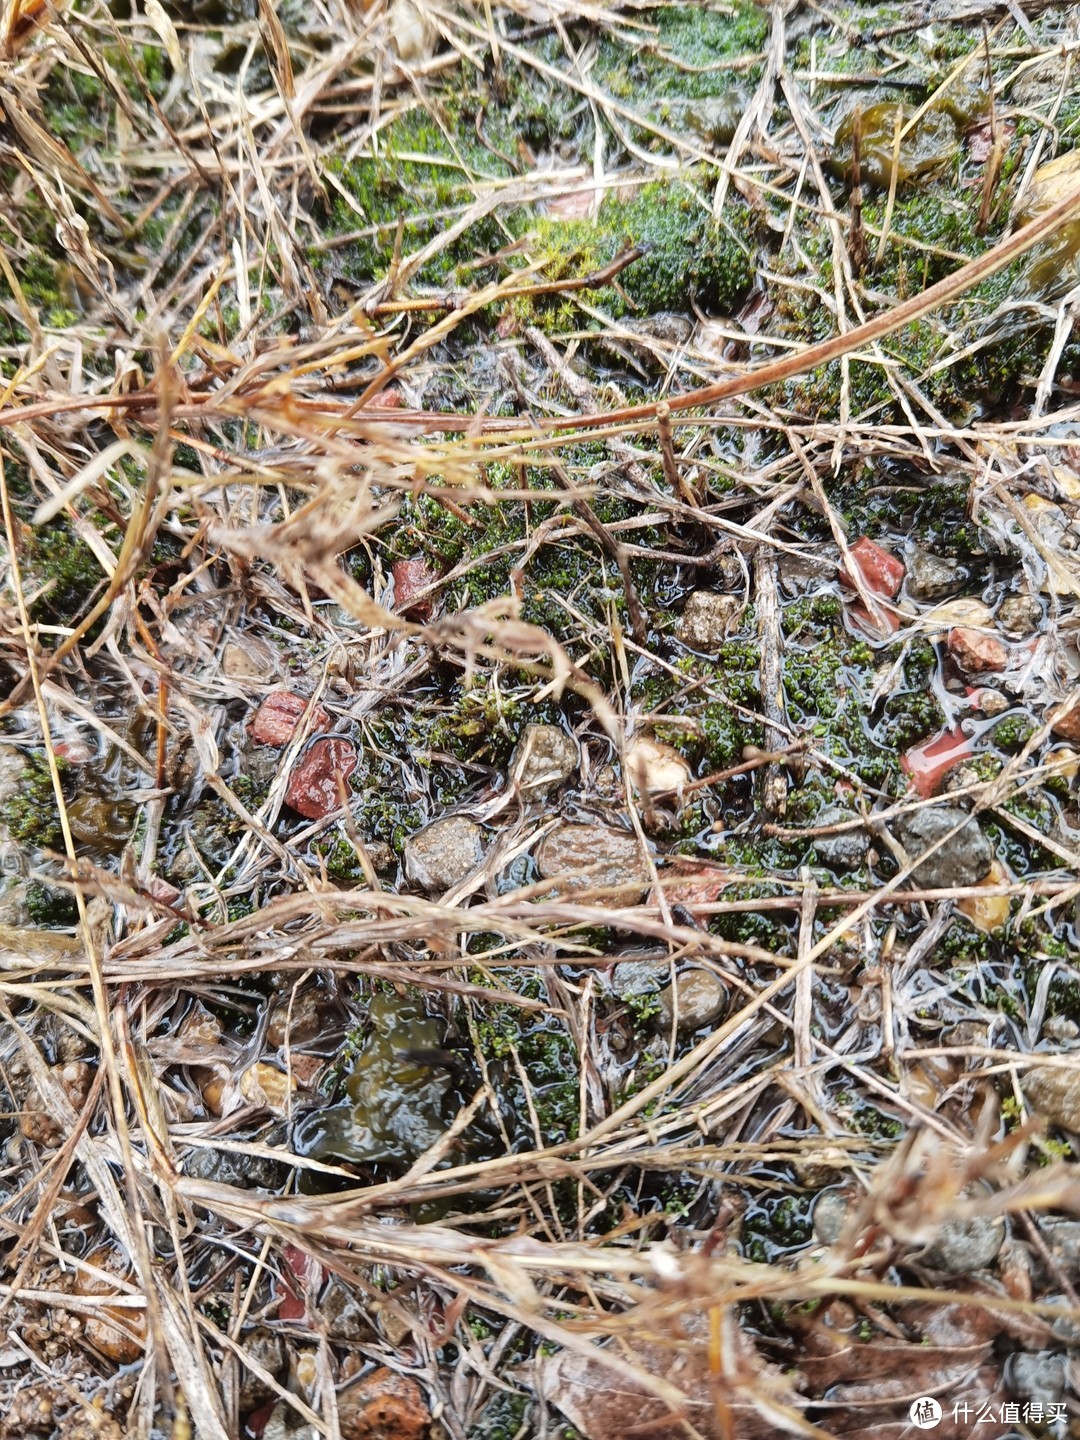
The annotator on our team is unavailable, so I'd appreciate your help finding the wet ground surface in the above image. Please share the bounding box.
[4,0,1080,1436]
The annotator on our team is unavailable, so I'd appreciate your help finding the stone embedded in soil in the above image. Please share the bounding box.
[404,814,484,892]
[891,807,993,889]
[924,596,993,632]
[75,1246,146,1364]
[626,735,691,797]
[901,726,973,799]
[813,1188,851,1246]
[392,556,438,620]
[509,723,579,797]
[659,868,729,921]
[906,548,965,600]
[21,1061,94,1146]
[956,858,1011,933]
[239,1061,297,1114]
[535,823,650,900]
[222,633,281,682]
[675,590,745,650]
[918,1214,1005,1274]
[611,958,666,1000]
[267,988,322,1048]
[657,969,726,1032]
[969,687,1010,717]
[948,626,1008,673]
[238,1332,288,1411]
[284,737,358,820]
[812,806,870,869]
[1005,1351,1068,1406]
[337,1365,429,1440]
[1023,1067,1080,1131]
[249,691,331,747]
[1051,697,1080,744]
[184,1145,288,1191]
[997,593,1042,635]
[839,537,904,598]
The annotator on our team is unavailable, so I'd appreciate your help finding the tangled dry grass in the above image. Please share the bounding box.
[5,0,1080,1435]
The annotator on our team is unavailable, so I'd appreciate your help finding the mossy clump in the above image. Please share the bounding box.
[22,518,104,627]
[0,751,63,850]
[527,176,757,320]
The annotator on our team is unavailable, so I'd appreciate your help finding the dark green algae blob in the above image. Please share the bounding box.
[293,993,498,1170]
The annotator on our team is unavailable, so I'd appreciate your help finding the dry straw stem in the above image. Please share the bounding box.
[2,158,1079,443]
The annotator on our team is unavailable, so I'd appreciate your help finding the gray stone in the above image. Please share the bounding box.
[322,1278,372,1341]
[1004,1350,1067,1404]
[535,823,649,900]
[777,552,832,593]
[1048,1299,1080,1346]
[510,724,579,798]
[917,1214,1004,1274]
[658,969,726,1033]
[237,1331,287,1410]
[813,1188,851,1246]
[1043,1015,1080,1043]
[676,591,745,651]
[611,959,665,1001]
[1041,1221,1080,1278]
[184,1145,287,1191]
[404,815,484,893]
[1023,1067,1080,1132]
[997,593,1042,635]
[891,807,993,889]
[812,806,870,870]
[906,548,966,600]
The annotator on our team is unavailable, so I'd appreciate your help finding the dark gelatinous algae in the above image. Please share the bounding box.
[293,993,497,1169]
[830,102,961,190]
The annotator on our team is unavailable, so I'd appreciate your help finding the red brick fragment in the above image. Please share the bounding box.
[249,690,331,747]
[839,537,904,599]
[948,626,1007,674]
[392,557,439,621]
[284,737,357,819]
[338,1366,430,1440]
[902,726,973,799]
[367,386,404,409]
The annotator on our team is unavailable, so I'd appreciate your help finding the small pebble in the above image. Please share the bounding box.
[813,1188,851,1246]
[535,823,649,900]
[404,815,485,892]
[839,537,904,599]
[392,557,439,620]
[284,737,358,820]
[509,723,579,797]
[997,593,1042,634]
[337,1365,430,1440]
[891,807,993,889]
[812,806,870,870]
[948,626,1008,674]
[917,1213,1004,1273]
[1004,1350,1067,1404]
[1024,1067,1080,1131]
[249,691,331,747]
[657,969,726,1032]
[906,548,965,600]
[676,591,745,650]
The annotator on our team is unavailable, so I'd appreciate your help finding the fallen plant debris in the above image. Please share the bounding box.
[5,0,1080,1435]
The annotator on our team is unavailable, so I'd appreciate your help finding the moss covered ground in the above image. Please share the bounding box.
[4,0,1080,1434]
